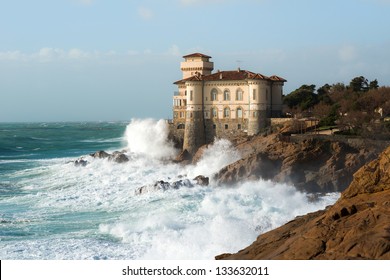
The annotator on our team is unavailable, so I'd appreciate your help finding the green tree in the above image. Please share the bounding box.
[283,84,318,111]
[369,79,379,90]
[349,76,369,92]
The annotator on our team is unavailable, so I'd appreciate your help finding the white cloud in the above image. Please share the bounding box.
[338,44,358,62]
[138,7,154,20]
[0,50,27,61]
[68,48,91,59]
[166,45,181,56]
[36,47,66,61]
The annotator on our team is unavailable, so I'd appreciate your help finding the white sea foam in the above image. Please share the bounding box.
[124,119,177,160]
[0,119,340,260]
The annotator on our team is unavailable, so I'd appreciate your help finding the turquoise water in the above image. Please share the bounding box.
[0,120,339,259]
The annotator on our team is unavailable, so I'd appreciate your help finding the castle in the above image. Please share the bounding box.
[169,53,286,154]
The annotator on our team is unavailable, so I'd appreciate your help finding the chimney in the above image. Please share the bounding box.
[219,73,223,80]
[237,67,241,72]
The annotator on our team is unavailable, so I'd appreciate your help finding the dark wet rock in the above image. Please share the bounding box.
[193,175,209,186]
[90,150,110,159]
[89,150,129,164]
[108,152,129,163]
[74,159,88,167]
[135,179,194,195]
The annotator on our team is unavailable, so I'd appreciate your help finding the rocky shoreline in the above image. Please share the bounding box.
[216,145,390,259]
[72,130,390,259]
[197,133,388,193]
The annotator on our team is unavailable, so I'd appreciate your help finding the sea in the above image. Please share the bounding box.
[0,119,339,260]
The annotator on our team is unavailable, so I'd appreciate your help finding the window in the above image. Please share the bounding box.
[224,90,230,101]
[190,90,193,101]
[237,107,243,118]
[236,89,243,101]
[177,124,185,129]
[225,124,229,129]
[211,107,218,118]
[238,124,241,130]
[213,124,216,129]
[253,89,257,100]
[211,89,217,101]
[224,107,230,118]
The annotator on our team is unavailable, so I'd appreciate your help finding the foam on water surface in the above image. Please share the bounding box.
[0,120,340,259]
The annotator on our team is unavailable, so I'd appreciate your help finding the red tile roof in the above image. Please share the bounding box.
[183,53,212,59]
[174,70,286,84]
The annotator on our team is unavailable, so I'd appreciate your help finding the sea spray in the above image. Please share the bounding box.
[186,139,241,179]
[124,119,177,159]
[0,121,340,260]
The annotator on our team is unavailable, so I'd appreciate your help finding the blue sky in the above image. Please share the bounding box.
[1,0,390,122]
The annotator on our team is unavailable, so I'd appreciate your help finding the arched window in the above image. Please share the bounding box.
[236,89,243,101]
[224,107,230,118]
[211,107,218,118]
[177,123,185,129]
[211,89,218,101]
[236,107,243,118]
[224,90,230,101]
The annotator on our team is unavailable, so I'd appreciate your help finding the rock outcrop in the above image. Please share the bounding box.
[215,134,387,193]
[90,150,129,163]
[216,145,390,260]
[135,175,209,195]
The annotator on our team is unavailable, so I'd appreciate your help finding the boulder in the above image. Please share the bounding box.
[135,179,194,195]
[74,158,88,167]
[90,150,110,159]
[193,175,209,186]
[109,152,129,163]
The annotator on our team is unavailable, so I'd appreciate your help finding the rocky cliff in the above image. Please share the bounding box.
[216,145,390,260]
[214,134,387,193]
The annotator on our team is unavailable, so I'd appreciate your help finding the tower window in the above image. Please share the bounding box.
[238,124,241,129]
[253,89,257,100]
[225,124,229,129]
[190,90,193,101]
[213,124,216,129]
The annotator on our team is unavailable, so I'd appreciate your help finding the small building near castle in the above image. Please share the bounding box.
[169,53,286,154]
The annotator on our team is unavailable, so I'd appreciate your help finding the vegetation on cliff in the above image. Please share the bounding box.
[283,76,390,138]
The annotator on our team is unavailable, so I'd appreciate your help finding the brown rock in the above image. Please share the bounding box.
[193,175,209,186]
[216,145,390,260]
[173,149,192,164]
[215,134,385,193]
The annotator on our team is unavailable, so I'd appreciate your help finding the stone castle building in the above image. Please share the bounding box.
[170,53,286,154]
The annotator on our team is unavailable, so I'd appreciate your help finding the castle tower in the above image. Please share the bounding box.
[247,81,268,135]
[180,53,214,79]
[182,80,205,154]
